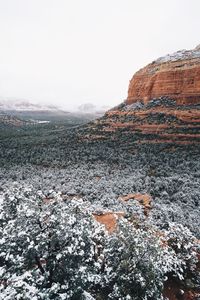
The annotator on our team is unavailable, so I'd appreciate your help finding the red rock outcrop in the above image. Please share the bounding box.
[84,46,200,145]
[118,193,152,215]
[127,48,200,106]
[93,212,124,233]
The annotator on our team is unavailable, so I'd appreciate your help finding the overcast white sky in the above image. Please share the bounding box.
[0,0,200,110]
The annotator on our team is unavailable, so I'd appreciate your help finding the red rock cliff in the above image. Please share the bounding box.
[84,46,200,145]
[127,47,200,105]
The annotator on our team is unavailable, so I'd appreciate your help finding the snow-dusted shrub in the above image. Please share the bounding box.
[101,220,188,300]
[164,223,200,284]
[0,191,106,299]
[0,185,199,300]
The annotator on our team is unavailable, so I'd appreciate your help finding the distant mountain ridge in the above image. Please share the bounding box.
[0,99,61,112]
[0,99,107,127]
[77,103,110,115]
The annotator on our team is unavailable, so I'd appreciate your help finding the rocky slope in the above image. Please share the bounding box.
[0,113,32,127]
[85,46,200,145]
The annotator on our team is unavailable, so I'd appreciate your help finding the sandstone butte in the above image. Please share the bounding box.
[127,45,200,106]
[86,45,200,145]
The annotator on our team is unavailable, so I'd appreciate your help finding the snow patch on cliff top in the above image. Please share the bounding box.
[155,47,200,64]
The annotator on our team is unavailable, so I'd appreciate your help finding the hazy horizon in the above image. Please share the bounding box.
[0,0,200,110]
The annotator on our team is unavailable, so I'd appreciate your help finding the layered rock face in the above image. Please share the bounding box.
[85,46,200,145]
[127,47,200,106]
